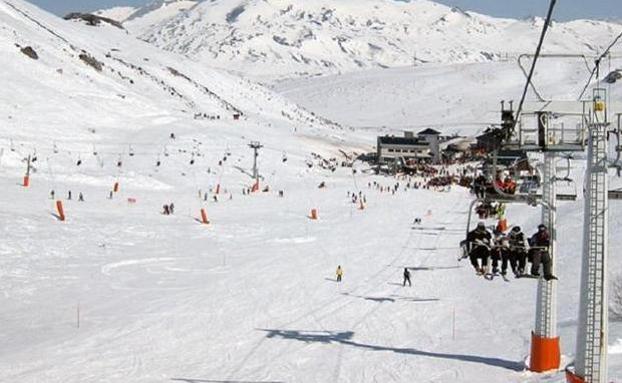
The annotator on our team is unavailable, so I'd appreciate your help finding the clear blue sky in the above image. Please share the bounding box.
[27,0,622,21]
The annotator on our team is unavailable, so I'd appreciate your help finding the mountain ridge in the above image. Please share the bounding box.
[95,0,622,81]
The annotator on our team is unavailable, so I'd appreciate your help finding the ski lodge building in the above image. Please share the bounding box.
[376,129,443,164]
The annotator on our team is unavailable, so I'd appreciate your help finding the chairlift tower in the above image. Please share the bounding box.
[567,89,610,383]
[531,149,561,371]
[248,141,263,181]
[508,98,589,372]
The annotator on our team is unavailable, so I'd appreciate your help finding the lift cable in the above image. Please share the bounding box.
[512,0,557,136]
[577,29,622,101]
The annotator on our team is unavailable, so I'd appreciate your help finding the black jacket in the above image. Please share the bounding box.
[467,228,491,251]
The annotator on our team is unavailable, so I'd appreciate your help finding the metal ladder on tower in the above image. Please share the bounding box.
[535,152,557,337]
[571,120,609,383]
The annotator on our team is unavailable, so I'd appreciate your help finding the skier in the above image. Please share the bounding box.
[78,192,84,202]
[465,222,491,275]
[508,226,527,276]
[50,190,55,200]
[336,265,343,282]
[403,268,412,287]
[169,203,175,214]
[67,190,72,200]
[529,224,558,281]
[163,205,170,215]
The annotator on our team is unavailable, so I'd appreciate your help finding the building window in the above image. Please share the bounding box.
[388,148,394,153]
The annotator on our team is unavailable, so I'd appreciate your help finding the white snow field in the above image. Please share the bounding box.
[2,0,622,382]
[123,0,622,81]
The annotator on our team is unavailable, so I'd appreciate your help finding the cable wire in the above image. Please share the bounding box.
[578,29,622,101]
[512,0,557,135]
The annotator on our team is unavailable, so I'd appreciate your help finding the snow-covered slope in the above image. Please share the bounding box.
[5,1,622,383]
[125,0,622,80]
[274,57,622,132]
[1,0,347,158]
[93,6,137,22]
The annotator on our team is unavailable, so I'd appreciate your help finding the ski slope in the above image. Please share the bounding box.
[274,59,622,133]
[3,1,622,382]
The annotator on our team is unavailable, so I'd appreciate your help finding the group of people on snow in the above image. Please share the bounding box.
[464,222,557,280]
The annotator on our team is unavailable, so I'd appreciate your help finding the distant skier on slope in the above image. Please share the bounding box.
[336,265,343,282]
[403,268,412,287]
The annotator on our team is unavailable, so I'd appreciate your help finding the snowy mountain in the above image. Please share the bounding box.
[96,0,199,32]
[112,0,622,80]
[1,0,348,161]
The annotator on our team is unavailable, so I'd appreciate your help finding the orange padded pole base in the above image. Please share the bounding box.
[200,208,209,224]
[565,368,586,383]
[23,175,30,187]
[530,332,560,372]
[251,180,259,193]
[56,200,66,221]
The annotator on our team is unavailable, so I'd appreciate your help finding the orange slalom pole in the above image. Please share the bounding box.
[56,200,65,221]
[310,208,318,220]
[200,208,209,224]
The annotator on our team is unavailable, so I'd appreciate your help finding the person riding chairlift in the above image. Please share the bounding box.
[528,224,558,281]
[466,222,492,275]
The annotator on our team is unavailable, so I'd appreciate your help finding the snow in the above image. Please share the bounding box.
[3,0,622,382]
[123,0,622,81]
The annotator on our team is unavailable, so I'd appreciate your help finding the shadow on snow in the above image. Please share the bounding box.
[257,329,524,372]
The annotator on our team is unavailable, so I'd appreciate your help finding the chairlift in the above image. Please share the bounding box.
[478,150,540,205]
[554,155,578,201]
[129,145,135,157]
[117,156,123,168]
[190,154,195,165]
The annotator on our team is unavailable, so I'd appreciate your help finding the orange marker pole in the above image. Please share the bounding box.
[56,200,65,221]
[200,208,209,224]
[310,208,318,220]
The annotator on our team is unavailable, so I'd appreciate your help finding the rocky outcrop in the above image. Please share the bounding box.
[64,13,124,30]
[20,46,38,60]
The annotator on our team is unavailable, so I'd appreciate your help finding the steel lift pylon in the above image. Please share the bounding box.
[531,151,561,371]
[567,92,610,383]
